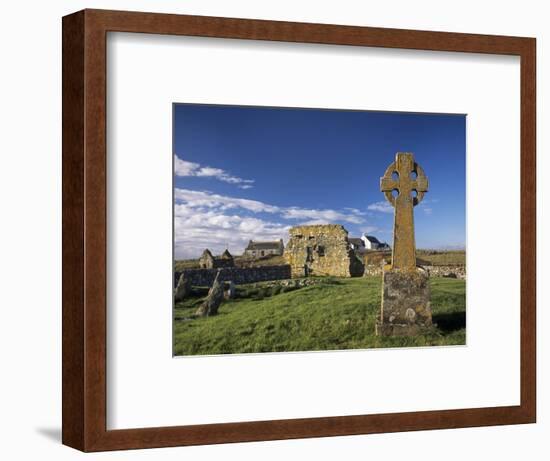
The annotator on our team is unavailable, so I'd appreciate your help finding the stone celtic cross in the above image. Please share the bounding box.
[380,152,428,271]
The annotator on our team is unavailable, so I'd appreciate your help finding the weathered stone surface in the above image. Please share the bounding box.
[376,152,432,336]
[284,224,364,278]
[174,265,291,288]
[364,264,466,279]
[174,273,192,302]
[199,249,215,269]
[195,272,224,317]
[376,268,433,336]
[380,152,428,270]
[220,249,234,262]
[199,248,235,269]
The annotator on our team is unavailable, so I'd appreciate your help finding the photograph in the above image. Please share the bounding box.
[172,104,466,356]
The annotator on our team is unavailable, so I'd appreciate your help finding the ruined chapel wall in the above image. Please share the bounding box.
[284,224,364,278]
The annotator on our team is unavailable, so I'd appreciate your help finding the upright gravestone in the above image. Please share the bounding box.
[376,152,433,336]
[174,273,191,302]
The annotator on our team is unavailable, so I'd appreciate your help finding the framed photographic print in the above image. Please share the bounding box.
[62,9,536,451]
[172,104,467,354]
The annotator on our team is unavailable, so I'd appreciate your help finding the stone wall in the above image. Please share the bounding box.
[426,265,466,279]
[174,265,291,288]
[284,224,364,278]
[363,265,385,277]
[364,264,466,279]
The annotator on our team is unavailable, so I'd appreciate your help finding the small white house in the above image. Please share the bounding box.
[361,234,390,251]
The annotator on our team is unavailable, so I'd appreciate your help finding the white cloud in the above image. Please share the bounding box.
[175,189,280,214]
[174,155,255,189]
[418,198,437,215]
[174,188,372,258]
[176,188,366,224]
[281,207,364,224]
[174,203,290,259]
[298,219,332,226]
[361,225,381,234]
[368,198,436,216]
[367,201,394,213]
[174,158,199,176]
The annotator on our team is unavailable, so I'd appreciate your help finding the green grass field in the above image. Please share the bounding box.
[173,276,466,356]
[416,250,465,266]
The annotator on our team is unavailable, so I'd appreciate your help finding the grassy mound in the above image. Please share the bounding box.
[173,277,466,356]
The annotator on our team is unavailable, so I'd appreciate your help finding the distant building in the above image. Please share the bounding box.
[347,235,390,253]
[199,248,235,269]
[361,234,390,251]
[244,239,284,258]
[220,249,233,261]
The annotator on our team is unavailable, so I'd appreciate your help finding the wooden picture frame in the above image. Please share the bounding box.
[62,9,536,452]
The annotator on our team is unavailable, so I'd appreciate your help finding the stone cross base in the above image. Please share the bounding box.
[376,268,433,337]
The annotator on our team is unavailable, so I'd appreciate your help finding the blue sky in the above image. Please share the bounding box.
[173,104,466,259]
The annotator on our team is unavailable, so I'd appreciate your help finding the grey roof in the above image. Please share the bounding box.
[348,238,364,247]
[220,249,233,259]
[245,240,282,251]
[364,235,381,244]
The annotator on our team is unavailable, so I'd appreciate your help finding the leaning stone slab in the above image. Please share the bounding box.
[195,271,224,317]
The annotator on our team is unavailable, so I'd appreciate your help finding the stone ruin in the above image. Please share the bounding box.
[199,248,235,269]
[284,224,364,278]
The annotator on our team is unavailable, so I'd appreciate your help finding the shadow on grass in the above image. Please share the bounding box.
[432,311,466,333]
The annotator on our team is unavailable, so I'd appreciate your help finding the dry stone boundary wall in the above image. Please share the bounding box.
[174,265,291,288]
[364,265,466,279]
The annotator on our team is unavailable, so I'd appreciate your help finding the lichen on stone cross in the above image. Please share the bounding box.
[380,152,428,271]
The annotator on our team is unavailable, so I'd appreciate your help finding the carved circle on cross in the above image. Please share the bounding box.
[381,160,428,208]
